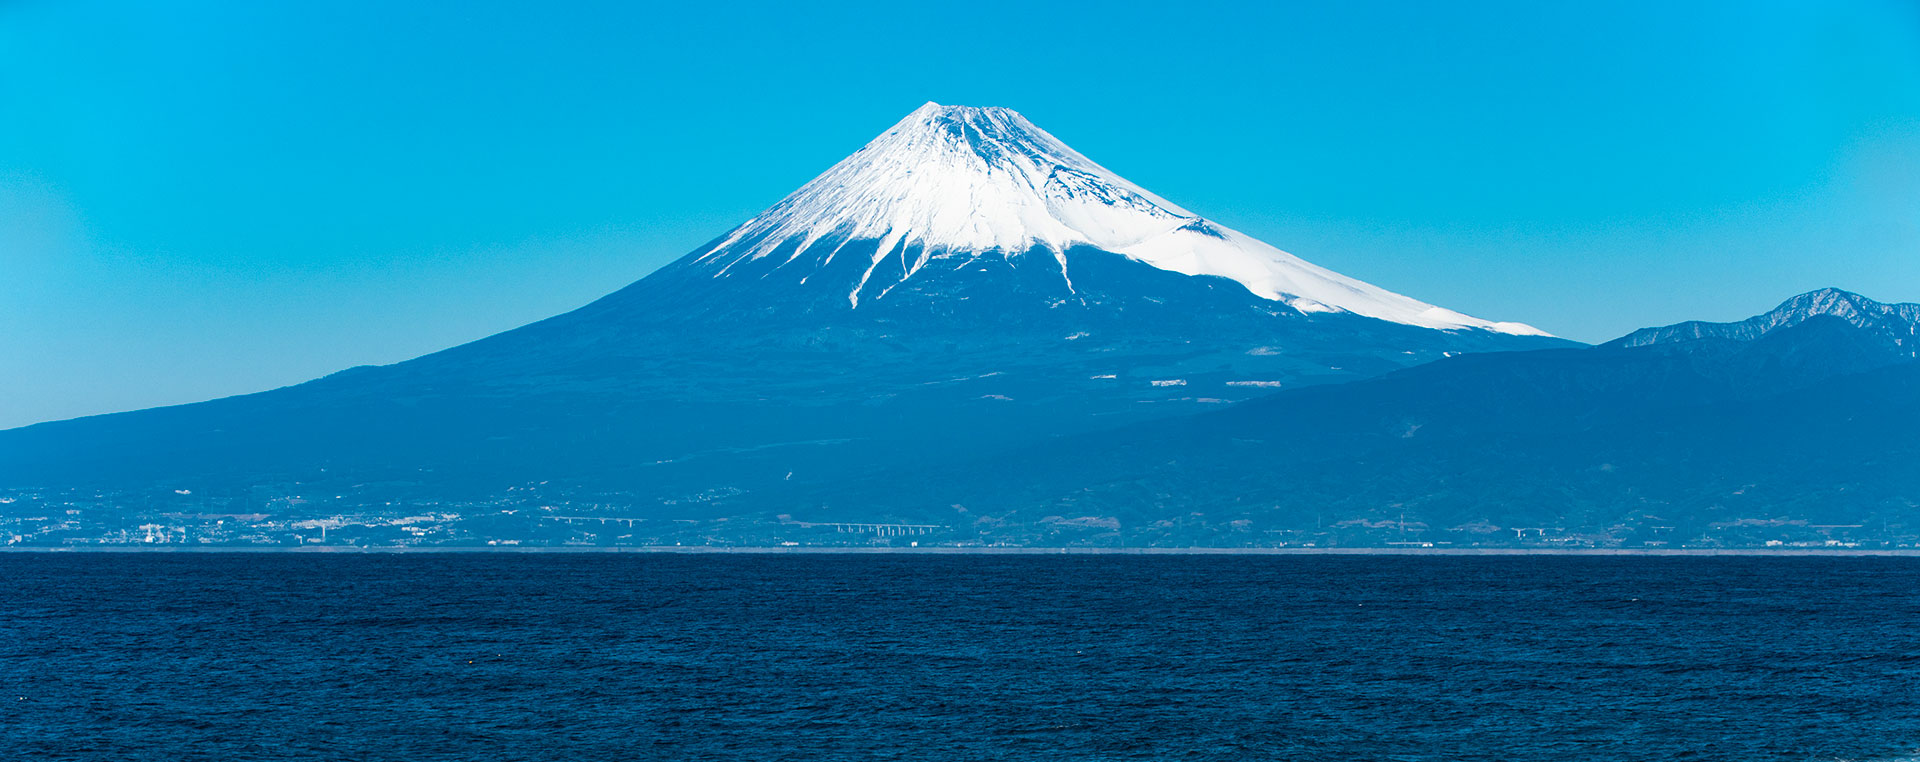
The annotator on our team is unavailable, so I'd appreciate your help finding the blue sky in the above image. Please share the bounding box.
[4,0,1918,428]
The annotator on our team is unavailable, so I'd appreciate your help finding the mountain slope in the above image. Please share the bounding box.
[683,103,1545,334]
[822,290,1920,546]
[0,104,1565,503]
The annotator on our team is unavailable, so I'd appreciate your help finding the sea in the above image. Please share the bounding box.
[3,554,1918,761]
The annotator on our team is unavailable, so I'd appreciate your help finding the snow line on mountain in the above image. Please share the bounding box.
[692,102,1548,336]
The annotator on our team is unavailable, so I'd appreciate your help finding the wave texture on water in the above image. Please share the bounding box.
[3,555,1919,761]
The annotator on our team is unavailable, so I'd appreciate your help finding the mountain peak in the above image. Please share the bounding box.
[906,101,1023,123]
[1772,287,1880,316]
[682,103,1547,336]
[1610,288,1920,348]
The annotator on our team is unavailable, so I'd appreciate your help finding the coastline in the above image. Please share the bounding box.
[5,545,1920,557]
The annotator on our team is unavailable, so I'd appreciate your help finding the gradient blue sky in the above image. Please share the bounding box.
[5,0,1918,428]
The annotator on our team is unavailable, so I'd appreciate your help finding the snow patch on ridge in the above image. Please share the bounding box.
[696,102,1547,336]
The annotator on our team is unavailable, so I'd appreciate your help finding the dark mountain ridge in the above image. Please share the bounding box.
[805,290,1920,547]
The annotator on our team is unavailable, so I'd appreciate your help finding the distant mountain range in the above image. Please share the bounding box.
[0,104,1562,504]
[824,289,1920,547]
[1610,288,1920,349]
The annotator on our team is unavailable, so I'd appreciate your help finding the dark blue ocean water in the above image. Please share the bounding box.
[3,554,1919,761]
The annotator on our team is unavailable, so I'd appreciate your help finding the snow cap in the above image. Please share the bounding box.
[695,103,1548,335]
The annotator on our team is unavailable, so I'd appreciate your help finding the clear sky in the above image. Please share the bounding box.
[4,0,1918,428]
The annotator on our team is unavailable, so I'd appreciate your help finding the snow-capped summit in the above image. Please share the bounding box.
[690,102,1546,336]
[0,102,1577,504]
[1610,288,1920,348]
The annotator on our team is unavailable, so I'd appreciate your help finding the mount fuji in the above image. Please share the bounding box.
[0,103,1566,505]
[675,103,1544,334]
